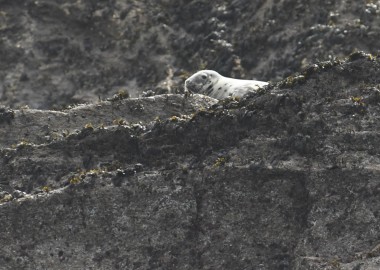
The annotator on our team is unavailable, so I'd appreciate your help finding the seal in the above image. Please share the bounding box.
[184,70,268,99]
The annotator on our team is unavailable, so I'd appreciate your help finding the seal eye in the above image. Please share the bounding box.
[201,74,207,80]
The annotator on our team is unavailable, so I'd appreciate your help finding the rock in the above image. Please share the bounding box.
[0,192,13,204]
[0,55,380,269]
[0,94,217,147]
[1,1,380,109]
[1,1,380,269]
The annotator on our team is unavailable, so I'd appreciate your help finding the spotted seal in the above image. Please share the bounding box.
[184,70,268,99]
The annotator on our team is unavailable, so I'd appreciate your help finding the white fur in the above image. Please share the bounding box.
[185,70,268,99]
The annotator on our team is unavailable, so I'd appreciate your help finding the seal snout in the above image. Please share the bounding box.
[185,79,196,92]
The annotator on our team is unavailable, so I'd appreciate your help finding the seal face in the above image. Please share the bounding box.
[184,70,220,96]
[185,70,268,99]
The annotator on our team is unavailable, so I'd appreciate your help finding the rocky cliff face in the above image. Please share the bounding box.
[1,1,380,270]
[1,0,380,108]
[1,53,380,270]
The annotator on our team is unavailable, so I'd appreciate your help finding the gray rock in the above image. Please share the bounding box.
[1,55,380,269]
[1,1,380,269]
[1,1,380,109]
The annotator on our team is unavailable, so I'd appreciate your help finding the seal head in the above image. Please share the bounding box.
[184,70,220,96]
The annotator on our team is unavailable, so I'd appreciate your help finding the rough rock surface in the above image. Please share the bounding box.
[1,53,380,269]
[1,0,380,108]
[1,1,380,270]
[0,94,216,147]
